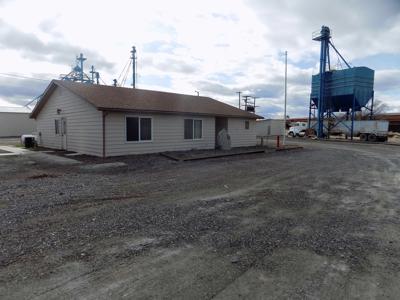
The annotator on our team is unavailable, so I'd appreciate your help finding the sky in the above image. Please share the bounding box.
[0,0,399,118]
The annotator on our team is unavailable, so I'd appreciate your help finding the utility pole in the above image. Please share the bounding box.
[195,91,199,96]
[283,51,288,147]
[252,96,257,113]
[236,91,241,109]
[131,46,137,88]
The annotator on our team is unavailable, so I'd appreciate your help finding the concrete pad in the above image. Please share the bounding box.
[0,146,30,156]
[64,152,83,156]
[80,162,127,170]
[161,148,266,161]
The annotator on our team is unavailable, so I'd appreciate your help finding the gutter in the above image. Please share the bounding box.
[102,111,108,158]
[97,108,263,120]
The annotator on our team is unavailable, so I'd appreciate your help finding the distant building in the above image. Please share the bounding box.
[31,80,262,157]
[256,119,285,137]
[0,106,37,137]
[375,113,400,132]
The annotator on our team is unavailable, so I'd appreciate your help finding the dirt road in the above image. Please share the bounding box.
[1,141,399,299]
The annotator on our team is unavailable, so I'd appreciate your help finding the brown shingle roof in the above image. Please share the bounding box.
[31,80,263,119]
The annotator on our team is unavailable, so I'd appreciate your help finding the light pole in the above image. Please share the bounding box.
[283,51,288,147]
[195,91,199,96]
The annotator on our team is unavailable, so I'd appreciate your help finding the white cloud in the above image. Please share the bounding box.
[0,0,399,117]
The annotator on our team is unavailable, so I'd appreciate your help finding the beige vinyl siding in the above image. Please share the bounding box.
[228,118,257,147]
[0,113,36,137]
[36,87,103,156]
[105,113,215,156]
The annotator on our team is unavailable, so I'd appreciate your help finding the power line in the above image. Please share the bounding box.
[0,72,54,82]
[117,58,131,83]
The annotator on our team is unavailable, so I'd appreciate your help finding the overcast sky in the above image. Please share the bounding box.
[0,0,399,117]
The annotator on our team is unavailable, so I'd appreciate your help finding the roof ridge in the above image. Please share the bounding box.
[32,80,263,119]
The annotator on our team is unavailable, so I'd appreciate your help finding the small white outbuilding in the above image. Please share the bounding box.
[0,106,37,137]
[31,80,263,157]
[256,119,285,137]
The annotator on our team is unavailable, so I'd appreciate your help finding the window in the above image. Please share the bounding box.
[55,119,60,135]
[194,120,202,139]
[126,116,152,141]
[184,119,193,139]
[184,119,202,140]
[245,120,250,130]
[140,118,152,140]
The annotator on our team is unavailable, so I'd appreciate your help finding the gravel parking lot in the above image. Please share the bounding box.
[1,140,400,299]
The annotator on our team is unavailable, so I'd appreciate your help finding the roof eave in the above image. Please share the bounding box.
[30,80,58,119]
[97,107,262,119]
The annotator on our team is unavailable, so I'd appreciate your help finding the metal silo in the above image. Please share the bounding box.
[309,26,375,139]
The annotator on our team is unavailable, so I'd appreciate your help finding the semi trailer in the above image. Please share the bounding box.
[288,120,389,142]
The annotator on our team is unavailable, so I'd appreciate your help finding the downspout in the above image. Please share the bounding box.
[102,111,108,158]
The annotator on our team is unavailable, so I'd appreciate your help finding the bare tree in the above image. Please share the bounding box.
[372,99,389,115]
[357,99,389,120]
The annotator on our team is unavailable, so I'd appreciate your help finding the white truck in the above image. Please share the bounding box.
[288,120,389,142]
[288,122,308,137]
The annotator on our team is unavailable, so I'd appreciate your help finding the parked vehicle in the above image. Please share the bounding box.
[288,122,307,137]
[288,120,389,142]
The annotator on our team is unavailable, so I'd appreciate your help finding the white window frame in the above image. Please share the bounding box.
[125,115,153,143]
[184,118,203,140]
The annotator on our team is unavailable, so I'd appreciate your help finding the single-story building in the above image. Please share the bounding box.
[375,113,400,132]
[30,80,263,157]
[0,106,37,137]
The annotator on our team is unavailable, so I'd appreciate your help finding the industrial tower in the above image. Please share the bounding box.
[309,26,375,139]
[60,53,99,84]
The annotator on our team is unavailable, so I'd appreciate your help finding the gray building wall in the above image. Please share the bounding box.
[105,113,215,156]
[0,112,37,137]
[35,86,257,157]
[36,87,103,156]
[228,118,257,147]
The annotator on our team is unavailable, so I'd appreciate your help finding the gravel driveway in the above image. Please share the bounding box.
[0,141,399,299]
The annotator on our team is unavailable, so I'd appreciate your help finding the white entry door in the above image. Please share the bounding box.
[60,117,67,150]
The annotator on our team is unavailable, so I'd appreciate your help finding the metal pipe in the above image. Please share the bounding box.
[308,97,312,129]
[317,29,328,138]
[131,46,137,88]
[283,51,288,146]
[102,111,107,158]
[370,91,374,119]
[329,41,351,69]
[351,93,355,140]
[236,91,241,108]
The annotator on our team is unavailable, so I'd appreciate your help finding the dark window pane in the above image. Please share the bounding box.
[126,117,139,141]
[55,119,59,134]
[140,118,152,140]
[194,120,202,139]
[184,119,193,139]
[245,120,249,130]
